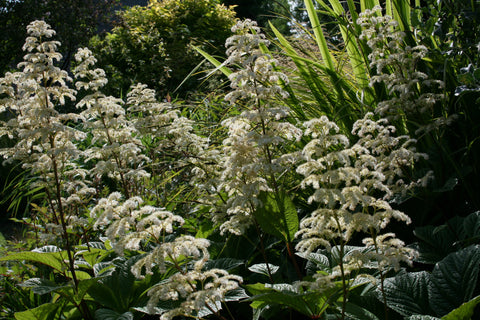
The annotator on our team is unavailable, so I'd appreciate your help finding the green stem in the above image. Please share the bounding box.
[370,228,389,320]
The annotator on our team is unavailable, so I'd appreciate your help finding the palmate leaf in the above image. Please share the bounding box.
[382,271,434,317]
[429,245,480,316]
[253,191,298,243]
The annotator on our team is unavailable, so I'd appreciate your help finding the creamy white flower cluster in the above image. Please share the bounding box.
[90,191,242,319]
[127,83,209,160]
[74,49,151,197]
[147,267,242,320]
[0,21,94,241]
[91,192,184,254]
[217,20,302,235]
[295,113,425,267]
[358,6,448,132]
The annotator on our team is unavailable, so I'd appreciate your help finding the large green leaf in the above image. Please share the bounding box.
[94,309,133,320]
[204,258,244,271]
[413,212,480,264]
[344,302,380,320]
[382,271,434,317]
[0,249,67,273]
[246,283,333,318]
[442,295,480,320]
[429,245,480,316]
[88,257,164,313]
[14,303,60,320]
[248,263,280,277]
[253,191,298,243]
[20,278,69,295]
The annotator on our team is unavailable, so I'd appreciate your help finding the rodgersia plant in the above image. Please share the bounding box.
[216,19,302,236]
[295,113,428,318]
[74,48,151,199]
[358,6,451,135]
[0,21,96,319]
[90,192,243,320]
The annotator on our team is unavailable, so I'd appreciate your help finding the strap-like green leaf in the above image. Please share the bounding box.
[193,45,232,77]
[304,0,336,70]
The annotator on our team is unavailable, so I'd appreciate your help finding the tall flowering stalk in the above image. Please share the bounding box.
[213,20,304,279]
[126,83,210,207]
[74,48,151,199]
[295,113,428,318]
[217,20,302,234]
[358,6,450,135]
[0,21,94,319]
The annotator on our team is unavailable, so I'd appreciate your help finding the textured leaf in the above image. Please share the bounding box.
[204,258,244,271]
[345,302,380,320]
[32,246,60,253]
[246,283,329,318]
[224,288,250,302]
[94,309,133,320]
[20,278,68,295]
[413,225,457,264]
[248,263,280,277]
[413,212,480,264]
[407,316,441,320]
[429,245,480,316]
[382,271,434,316]
[254,191,298,243]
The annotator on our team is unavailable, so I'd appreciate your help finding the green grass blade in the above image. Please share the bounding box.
[328,0,370,88]
[304,0,336,70]
[361,0,381,12]
[193,45,232,77]
[394,0,411,31]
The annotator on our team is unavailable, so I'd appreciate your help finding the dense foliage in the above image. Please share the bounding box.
[1,0,480,320]
[90,0,237,98]
[0,0,118,74]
